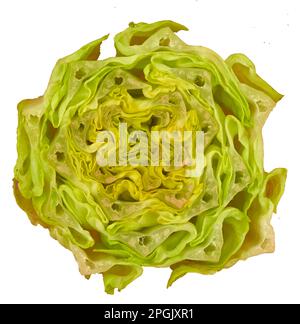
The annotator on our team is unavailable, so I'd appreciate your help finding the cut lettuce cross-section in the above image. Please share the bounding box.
[14,20,287,294]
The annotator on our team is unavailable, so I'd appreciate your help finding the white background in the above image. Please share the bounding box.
[0,0,299,304]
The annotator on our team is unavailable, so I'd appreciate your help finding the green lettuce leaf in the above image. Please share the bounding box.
[14,20,287,294]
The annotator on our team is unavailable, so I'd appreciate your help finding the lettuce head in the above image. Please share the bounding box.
[14,20,287,294]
